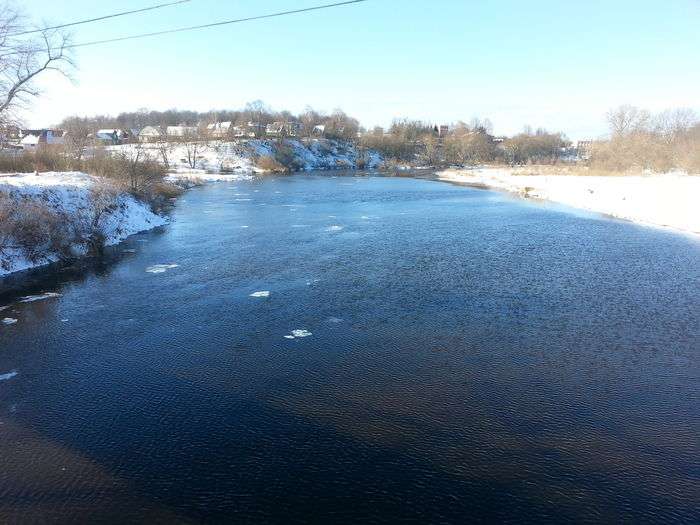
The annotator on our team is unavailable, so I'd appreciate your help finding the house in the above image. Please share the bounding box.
[265,121,301,137]
[438,125,449,138]
[166,125,198,138]
[138,126,164,142]
[20,129,65,149]
[207,121,232,138]
[312,125,326,136]
[95,129,131,145]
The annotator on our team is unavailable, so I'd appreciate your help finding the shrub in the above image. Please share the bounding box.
[256,155,286,172]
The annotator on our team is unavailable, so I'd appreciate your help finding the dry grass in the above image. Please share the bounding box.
[256,155,287,172]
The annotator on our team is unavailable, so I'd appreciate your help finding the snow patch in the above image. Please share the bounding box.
[285,329,313,339]
[0,371,18,381]
[19,292,61,303]
[146,264,179,274]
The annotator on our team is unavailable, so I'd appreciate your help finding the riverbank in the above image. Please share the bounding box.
[437,167,700,235]
[0,172,167,277]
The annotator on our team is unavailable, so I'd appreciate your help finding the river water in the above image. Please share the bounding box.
[1,173,698,523]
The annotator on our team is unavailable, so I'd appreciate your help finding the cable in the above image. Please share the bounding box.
[58,0,368,50]
[7,0,192,37]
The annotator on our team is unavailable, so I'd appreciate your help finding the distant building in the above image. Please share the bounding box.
[207,121,233,138]
[138,126,163,142]
[576,140,594,159]
[266,121,301,137]
[313,124,326,136]
[95,129,132,145]
[20,129,65,149]
[434,125,449,138]
[166,125,198,138]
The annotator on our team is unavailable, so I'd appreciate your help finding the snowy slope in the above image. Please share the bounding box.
[109,138,382,179]
[0,172,167,276]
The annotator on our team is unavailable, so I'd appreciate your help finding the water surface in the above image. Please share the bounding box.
[1,174,698,523]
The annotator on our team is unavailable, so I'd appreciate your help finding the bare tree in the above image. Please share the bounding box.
[0,4,73,124]
[606,105,650,136]
[62,116,93,161]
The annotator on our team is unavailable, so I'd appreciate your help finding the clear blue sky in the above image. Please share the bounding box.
[19,0,700,139]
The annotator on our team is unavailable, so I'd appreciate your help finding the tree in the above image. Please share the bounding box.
[606,105,650,136]
[61,116,93,161]
[0,4,73,124]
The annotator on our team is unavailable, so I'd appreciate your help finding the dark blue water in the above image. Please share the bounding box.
[1,174,699,523]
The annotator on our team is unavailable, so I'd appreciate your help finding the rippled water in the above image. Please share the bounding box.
[1,173,698,523]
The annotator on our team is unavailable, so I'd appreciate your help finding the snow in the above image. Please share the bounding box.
[109,138,382,180]
[0,172,168,277]
[0,371,18,381]
[19,292,62,303]
[285,329,313,339]
[437,168,700,235]
[145,264,179,274]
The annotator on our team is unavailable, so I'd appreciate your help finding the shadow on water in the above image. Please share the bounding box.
[0,227,168,304]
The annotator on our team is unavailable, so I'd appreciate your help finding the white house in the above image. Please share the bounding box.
[207,121,232,138]
[166,126,198,138]
[20,129,65,149]
[266,121,301,137]
[138,126,163,142]
[313,125,326,136]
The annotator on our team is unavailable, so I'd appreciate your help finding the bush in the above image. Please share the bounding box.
[256,155,286,172]
[0,195,74,265]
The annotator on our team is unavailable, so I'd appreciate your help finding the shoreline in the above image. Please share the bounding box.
[436,167,700,237]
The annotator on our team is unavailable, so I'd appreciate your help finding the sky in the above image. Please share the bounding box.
[16,0,700,140]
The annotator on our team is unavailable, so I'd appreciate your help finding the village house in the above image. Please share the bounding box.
[312,124,326,136]
[207,121,232,138]
[95,129,132,145]
[265,121,301,138]
[166,125,198,138]
[138,126,163,142]
[20,129,65,150]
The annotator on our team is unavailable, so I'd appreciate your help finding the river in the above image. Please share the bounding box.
[1,173,698,523]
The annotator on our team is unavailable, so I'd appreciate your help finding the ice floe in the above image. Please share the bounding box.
[19,292,61,303]
[2,318,18,325]
[285,329,313,339]
[250,291,270,298]
[146,264,179,274]
[0,371,18,381]
[326,225,344,232]
[327,317,344,324]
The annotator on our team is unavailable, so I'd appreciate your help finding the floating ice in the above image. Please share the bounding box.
[291,224,308,228]
[250,291,270,298]
[146,264,179,274]
[122,249,137,253]
[0,371,18,381]
[20,292,61,303]
[240,225,250,229]
[0,306,9,312]
[284,329,313,340]
[234,198,252,202]
[360,216,371,220]
[327,317,343,324]
[2,318,18,325]
[326,225,344,232]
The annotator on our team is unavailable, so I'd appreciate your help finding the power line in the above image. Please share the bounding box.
[58,0,369,51]
[7,0,193,38]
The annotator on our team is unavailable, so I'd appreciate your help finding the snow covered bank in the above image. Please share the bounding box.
[109,138,382,181]
[0,172,167,276]
[438,168,700,235]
